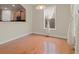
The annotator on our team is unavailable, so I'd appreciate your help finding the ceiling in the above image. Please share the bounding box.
[0,4,25,10]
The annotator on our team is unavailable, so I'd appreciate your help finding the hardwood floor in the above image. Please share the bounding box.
[0,34,74,54]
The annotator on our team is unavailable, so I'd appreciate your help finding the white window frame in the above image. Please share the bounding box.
[44,6,56,30]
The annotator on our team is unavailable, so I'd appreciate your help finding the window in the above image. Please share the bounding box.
[0,4,26,22]
[2,10,12,21]
[44,6,56,30]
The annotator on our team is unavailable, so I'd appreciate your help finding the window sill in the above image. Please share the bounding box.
[44,28,56,31]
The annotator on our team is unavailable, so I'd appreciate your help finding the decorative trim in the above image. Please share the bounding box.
[0,32,32,45]
[32,32,67,40]
[0,32,67,45]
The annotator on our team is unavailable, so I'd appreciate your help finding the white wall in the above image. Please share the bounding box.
[67,5,75,47]
[32,4,72,39]
[74,4,79,54]
[0,4,32,44]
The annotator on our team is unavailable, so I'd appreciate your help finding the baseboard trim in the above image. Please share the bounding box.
[32,32,67,41]
[0,32,67,45]
[0,32,32,45]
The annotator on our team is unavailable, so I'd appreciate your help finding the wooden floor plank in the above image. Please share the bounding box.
[0,34,74,54]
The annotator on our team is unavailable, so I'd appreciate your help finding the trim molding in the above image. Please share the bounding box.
[0,32,67,45]
[32,32,67,40]
[0,32,32,45]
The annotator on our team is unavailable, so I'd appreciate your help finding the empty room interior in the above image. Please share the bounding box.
[0,4,79,54]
